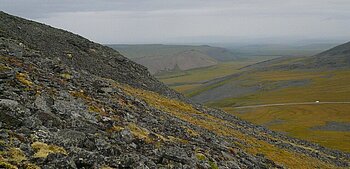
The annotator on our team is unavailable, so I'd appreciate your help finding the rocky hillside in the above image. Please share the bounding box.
[308,41,350,68]
[318,41,350,56]
[0,11,349,169]
[109,44,237,74]
[0,11,183,100]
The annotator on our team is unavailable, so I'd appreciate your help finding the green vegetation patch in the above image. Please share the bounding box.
[218,70,350,152]
[227,104,350,152]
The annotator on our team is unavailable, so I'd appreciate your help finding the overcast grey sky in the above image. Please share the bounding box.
[1,0,350,44]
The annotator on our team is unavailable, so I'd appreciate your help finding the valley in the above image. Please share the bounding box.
[164,51,350,153]
[207,70,350,152]
[156,56,278,93]
[110,39,350,154]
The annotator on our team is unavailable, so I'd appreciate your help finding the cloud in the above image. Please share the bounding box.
[1,0,350,43]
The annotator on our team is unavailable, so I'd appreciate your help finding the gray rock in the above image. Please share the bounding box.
[44,153,77,169]
[23,116,42,129]
[120,154,140,168]
[0,99,24,127]
[57,129,86,147]
[118,129,134,143]
[0,99,19,107]
[34,94,52,113]
[100,87,114,93]
[162,147,193,164]
[197,161,211,169]
[0,70,15,80]
[222,161,241,169]
[35,111,62,128]
[0,130,9,140]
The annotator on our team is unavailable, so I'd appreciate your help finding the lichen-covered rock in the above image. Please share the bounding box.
[0,99,25,128]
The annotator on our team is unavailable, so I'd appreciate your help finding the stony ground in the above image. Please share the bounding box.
[0,37,281,168]
[0,11,349,169]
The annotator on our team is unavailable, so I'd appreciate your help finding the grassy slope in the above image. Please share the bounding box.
[224,104,350,152]
[207,70,350,152]
[156,51,350,153]
[117,82,340,169]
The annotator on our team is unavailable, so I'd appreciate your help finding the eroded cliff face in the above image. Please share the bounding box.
[0,11,349,169]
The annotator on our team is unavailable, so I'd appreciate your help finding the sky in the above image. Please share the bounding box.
[1,0,350,44]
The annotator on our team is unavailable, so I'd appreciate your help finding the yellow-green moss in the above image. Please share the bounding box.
[23,163,40,169]
[0,140,6,147]
[107,126,124,133]
[0,161,17,169]
[66,53,73,59]
[88,105,107,116]
[167,136,189,144]
[70,91,90,101]
[128,123,152,143]
[16,72,33,86]
[196,153,206,161]
[183,126,199,137]
[0,64,11,72]
[8,148,26,163]
[60,73,72,79]
[31,142,67,158]
[126,123,188,145]
[208,161,219,169]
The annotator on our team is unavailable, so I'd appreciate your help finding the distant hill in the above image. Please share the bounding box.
[239,41,350,71]
[189,41,350,103]
[134,49,218,74]
[108,44,237,74]
[317,41,350,57]
[229,43,338,57]
[309,41,350,68]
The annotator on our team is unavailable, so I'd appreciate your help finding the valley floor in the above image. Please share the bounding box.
[209,70,350,153]
[224,104,350,152]
[160,64,350,153]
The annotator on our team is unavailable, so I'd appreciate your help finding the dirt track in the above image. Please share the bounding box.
[233,102,350,109]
